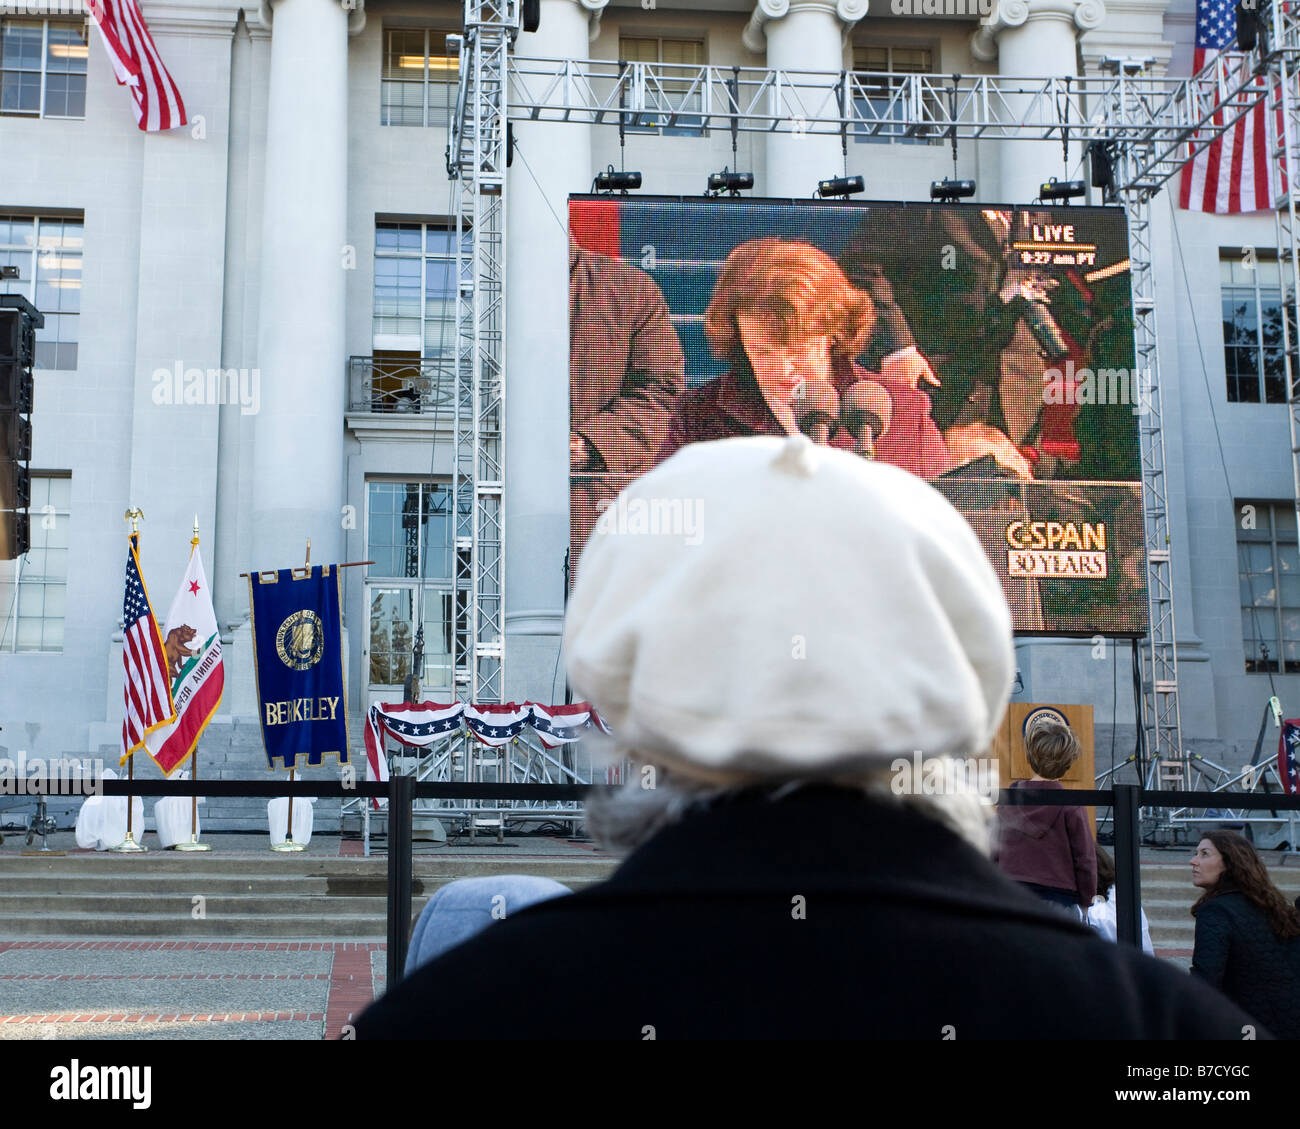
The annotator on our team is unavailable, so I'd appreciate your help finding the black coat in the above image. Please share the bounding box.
[1192,890,1300,1039]
[356,786,1258,1040]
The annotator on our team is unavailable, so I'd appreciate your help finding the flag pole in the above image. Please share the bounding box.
[113,508,148,853]
[272,539,311,853]
[175,514,211,852]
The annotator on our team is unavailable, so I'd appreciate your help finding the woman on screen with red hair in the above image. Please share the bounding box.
[655,238,954,479]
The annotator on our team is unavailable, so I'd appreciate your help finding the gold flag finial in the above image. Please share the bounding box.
[124,507,144,535]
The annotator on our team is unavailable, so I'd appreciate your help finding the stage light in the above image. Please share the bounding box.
[930,178,976,203]
[0,266,16,280]
[1038,177,1086,203]
[594,166,642,194]
[1236,2,1257,50]
[817,175,864,199]
[706,169,754,197]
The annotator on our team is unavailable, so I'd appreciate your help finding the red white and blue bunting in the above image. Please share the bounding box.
[363,700,610,788]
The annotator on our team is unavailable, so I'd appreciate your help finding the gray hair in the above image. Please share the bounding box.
[583,755,996,858]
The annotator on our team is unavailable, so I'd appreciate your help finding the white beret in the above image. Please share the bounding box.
[564,435,1015,783]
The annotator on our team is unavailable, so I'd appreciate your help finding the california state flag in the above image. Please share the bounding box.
[144,539,224,775]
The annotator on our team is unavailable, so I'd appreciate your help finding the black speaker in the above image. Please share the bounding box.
[0,310,19,364]
[3,412,31,462]
[522,0,540,33]
[0,363,33,414]
[0,460,30,515]
[1236,2,1258,50]
[0,311,35,368]
[1,509,29,560]
[1088,140,1114,191]
[506,122,514,167]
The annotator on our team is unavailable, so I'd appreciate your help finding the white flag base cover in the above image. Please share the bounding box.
[268,797,315,847]
[75,769,146,851]
[154,772,205,848]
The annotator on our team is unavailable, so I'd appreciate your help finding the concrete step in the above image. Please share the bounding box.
[1,893,416,916]
[0,847,617,938]
[1139,865,1300,887]
[1141,899,1208,923]
[0,874,606,898]
[0,854,614,879]
[0,914,394,939]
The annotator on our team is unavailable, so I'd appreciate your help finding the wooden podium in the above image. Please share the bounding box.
[990,703,1096,832]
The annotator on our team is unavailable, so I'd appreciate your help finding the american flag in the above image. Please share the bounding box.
[1281,719,1300,794]
[87,0,188,132]
[1178,0,1274,213]
[120,533,175,762]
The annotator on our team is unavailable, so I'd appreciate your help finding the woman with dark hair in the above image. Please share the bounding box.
[1190,830,1300,1038]
[654,238,954,479]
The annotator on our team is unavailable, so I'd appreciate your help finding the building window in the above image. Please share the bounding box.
[1,19,88,119]
[619,36,705,135]
[381,29,458,127]
[0,473,69,653]
[365,480,455,690]
[372,221,462,358]
[1221,255,1296,404]
[1238,501,1300,673]
[0,214,82,370]
[852,45,935,145]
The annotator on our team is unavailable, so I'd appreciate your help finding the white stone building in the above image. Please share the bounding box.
[0,0,1294,831]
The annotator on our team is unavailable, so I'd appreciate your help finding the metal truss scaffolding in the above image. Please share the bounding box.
[439,1,1300,800]
[1277,8,1300,683]
[443,0,510,830]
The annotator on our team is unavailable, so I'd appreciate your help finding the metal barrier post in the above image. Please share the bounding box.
[385,773,414,987]
[1114,783,1143,947]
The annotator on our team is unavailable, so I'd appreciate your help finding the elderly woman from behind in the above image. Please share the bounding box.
[356,435,1255,1040]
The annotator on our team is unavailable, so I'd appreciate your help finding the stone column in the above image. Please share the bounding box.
[744,0,866,198]
[214,12,262,630]
[503,0,605,701]
[971,0,1106,204]
[249,0,364,573]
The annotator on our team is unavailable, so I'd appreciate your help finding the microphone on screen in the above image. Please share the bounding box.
[841,381,894,458]
[793,380,841,445]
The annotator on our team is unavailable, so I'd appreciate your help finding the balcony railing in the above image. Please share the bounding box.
[348,356,456,416]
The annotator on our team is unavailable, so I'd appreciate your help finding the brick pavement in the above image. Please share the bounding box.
[0,941,383,1040]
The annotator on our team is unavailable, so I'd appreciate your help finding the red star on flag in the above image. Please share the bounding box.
[188,581,200,595]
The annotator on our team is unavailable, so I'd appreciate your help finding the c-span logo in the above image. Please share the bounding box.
[276,610,324,671]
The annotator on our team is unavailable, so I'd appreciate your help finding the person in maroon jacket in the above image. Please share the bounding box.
[570,236,686,572]
[654,238,954,479]
[996,715,1098,914]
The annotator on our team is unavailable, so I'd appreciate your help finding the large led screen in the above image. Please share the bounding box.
[568,196,1149,637]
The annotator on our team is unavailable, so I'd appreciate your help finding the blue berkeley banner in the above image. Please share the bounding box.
[247,565,349,770]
